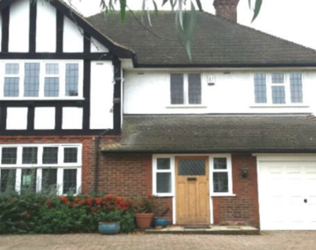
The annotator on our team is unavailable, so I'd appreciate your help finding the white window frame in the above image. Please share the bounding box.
[0,144,82,195]
[210,154,234,196]
[0,60,84,100]
[253,72,304,106]
[152,154,234,198]
[169,73,204,107]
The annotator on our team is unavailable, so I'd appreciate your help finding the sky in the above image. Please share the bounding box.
[66,0,316,50]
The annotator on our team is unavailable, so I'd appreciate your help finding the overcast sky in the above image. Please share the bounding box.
[67,0,316,50]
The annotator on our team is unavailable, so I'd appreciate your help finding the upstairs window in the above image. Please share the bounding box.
[170,73,202,105]
[1,61,82,99]
[254,73,303,105]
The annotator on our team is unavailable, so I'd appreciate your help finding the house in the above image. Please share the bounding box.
[0,0,316,231]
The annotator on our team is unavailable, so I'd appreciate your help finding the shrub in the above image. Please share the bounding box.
[0,193,135,234]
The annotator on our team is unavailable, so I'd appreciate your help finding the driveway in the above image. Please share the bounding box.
[0,231,316,250]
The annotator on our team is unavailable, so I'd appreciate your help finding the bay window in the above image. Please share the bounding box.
[1,61,83,99]
[0,144,82,195]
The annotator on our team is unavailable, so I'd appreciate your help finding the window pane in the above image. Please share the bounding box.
[5,63,19,75]
[22,147,38,164]
[24,63,40,97]
[65,64,79,97]
[213,172,228,193]
[290,73,303,103]
[21,169,37,194]
[157,173,171,193]
[179,159,206,176]
[4,77,19,97]
[63,169,77,194]
[188,74,201,104]
[42,169,57,192]
[214,158,227,170]
[46,63,59,75]
[272,86,286,104]
[1,148,17,164]
[157,158,170,170]
[44,78,59,97]
[254,73,267,103]
[170,74,184,104]
[0,169,16,193]
[272,73,284,84]
[64,148,78,163]
[43,147,58,164]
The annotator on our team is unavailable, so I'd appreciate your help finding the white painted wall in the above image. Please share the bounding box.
[63,16,84,53]
[62,107,83,129]
[90,61,114,129]
[9,0,29,52]
[36,1,56,53]
[123,70,316,114]
[91,38,109,53]
[6,107,28,130]
[34,107,55,130]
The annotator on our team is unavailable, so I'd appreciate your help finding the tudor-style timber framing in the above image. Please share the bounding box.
[0,0,129,136]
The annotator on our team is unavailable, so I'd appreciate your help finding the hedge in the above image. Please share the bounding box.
[0,193,135,234]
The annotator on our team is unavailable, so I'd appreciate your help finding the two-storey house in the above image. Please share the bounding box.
[1,0,316,230]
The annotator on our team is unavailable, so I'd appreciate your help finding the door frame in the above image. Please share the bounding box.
[175,156,210,225]
[152,154,233,225]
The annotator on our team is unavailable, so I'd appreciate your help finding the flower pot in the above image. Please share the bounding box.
[154,217,170,228]
[135,213,154,229]
[98,222,120,235]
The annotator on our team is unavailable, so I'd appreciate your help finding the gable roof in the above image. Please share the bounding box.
[0,0,134,58]
[88,12,316,67]
[102,114,316,153]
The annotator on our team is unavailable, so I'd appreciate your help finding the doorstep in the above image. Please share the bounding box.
[145,225,260,235]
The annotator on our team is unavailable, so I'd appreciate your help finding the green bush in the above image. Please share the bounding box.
[0,193,135,234]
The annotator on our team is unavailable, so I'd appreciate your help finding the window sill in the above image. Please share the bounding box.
[211,193,236,197]
[153,193,174,198]
[166,105,207,109]
[250,104,309,108]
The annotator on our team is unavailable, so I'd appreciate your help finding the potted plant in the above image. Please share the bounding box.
[133,195,156,229]
[98,210,121,235]
[154,208,170,228]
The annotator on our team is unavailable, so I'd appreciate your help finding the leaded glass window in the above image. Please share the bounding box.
[254,73,267,103]
[63,169,77,194]
[171,74,184,104]
[24,63,40,97]
[188,74,202,104]
[65,64,79,96]
[290,73,303,103]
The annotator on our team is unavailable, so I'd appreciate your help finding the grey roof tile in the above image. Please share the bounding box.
[88,12,316,67]
[102,114,316,153]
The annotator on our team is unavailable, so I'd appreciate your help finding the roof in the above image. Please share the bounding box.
[101,114,316,153]
[88,12,316,67]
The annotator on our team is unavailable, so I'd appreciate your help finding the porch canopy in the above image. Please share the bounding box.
[101,114,316,154]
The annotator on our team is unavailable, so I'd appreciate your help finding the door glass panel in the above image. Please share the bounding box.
[179,159,206,176]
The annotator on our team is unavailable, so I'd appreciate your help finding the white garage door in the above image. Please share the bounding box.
[259,159,316,230]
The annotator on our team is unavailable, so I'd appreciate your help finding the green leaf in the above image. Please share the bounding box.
[153,0,159,16]
[252,0,263,22]
[195,0,203,12]
[162,0,168,6]
[120,0,126,23]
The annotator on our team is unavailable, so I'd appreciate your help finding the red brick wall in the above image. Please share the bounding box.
[213,154,260,227]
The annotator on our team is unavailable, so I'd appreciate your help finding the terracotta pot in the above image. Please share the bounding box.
[135,213,154,229]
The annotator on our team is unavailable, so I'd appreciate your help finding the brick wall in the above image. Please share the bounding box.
[213,154,260,227]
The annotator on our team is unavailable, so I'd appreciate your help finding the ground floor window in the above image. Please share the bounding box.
[153,155,233,197]
[0,144,82,195]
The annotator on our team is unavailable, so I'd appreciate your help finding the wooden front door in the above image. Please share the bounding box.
[176,156,210,224]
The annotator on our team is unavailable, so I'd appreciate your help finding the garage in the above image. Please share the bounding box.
[258,156,316,230]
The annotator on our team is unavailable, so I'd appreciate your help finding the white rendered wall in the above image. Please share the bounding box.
[36,1,56,52]
[123,70,316,114]
[63,16,84,53]
[9,0,29,52]
[90,61,114,129]
[6,108,28,130]
[62,107,83,130]
[34,107,55,130]
[91,38,109,53]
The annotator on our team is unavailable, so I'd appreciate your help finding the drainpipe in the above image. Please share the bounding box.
[94,129,110,194]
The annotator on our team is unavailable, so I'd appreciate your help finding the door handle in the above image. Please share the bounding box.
[304,199,308,203]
